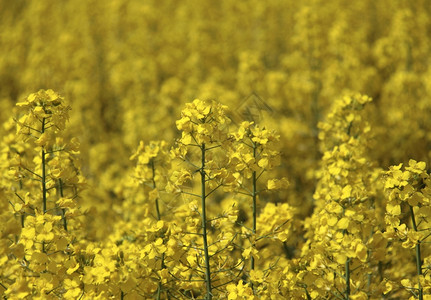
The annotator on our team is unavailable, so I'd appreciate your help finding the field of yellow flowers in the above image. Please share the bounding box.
[1,0,431,299]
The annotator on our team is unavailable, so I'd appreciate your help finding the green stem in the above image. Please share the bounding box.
[250,141,257,291]
[41,118,47,254]
[409,205,423,300]
[200,143,212,299]
[151,160,161,221]
[59,179,68,231]
[150,159,168,299]
[41,118,47,214]
[304,287,312,300]
[342,208,350,300]
[156,285,161,300]
[367,250,372,293]
[19,179,25,228]
[345,258,350,300]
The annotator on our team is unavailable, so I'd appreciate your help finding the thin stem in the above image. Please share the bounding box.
[41,118,47,214]
[345,258,350,300]
[181,191,201,198]
[251,143,257,268]
[20,165,43,179]
[150,159,169,299]
[255,169,265,181]
[156,285,161,300]
[59,179,68,231]
[367,250,372,293]
[151,160,161,221]
[409,205,423,300]
[250,141,258,293]
[13,120,42,133]
[200,143,212,299]
[206,183,223,198]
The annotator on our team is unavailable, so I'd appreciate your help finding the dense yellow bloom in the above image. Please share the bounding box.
[226,280,254,300]
[176,99,231,147]
[1,1,431,299]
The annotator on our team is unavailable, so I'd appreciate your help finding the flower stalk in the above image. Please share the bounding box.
[41,118,47,214]
[250,140,258,293]
[201,142,212,300]
[59,179,68,231]
[345,258,350,300]
[409,205,423,300]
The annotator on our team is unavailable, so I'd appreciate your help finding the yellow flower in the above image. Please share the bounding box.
[267,178,289,190]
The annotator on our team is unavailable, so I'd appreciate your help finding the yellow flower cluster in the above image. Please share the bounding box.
[383,160,431,297]
[299,94,386,298]
[1,90,87,299]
